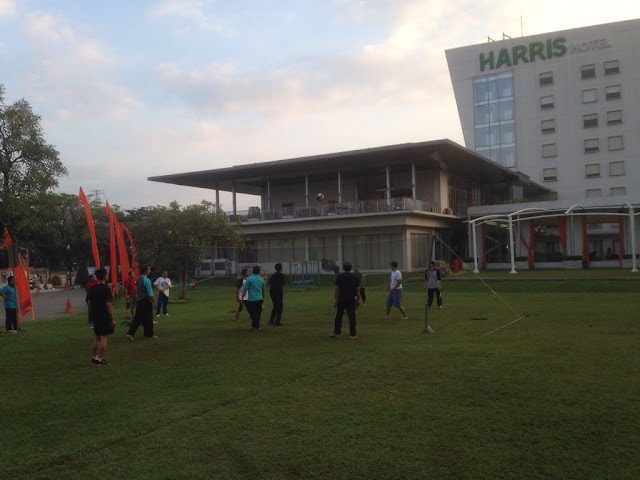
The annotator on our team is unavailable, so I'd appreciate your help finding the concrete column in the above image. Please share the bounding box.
[305,174,309,208]
[411,162,416,200]
[266,178,271,211]
[386,165,391,206]
[337,170,342,203]
[232,181,237,215]
[215,187,220,208]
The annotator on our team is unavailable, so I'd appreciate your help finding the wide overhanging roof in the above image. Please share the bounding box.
[149,139,548,196]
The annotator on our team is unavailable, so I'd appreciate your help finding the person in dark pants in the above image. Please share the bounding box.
[330,262,361,339]
[125,265,157,339]
[425,261,443,309]
[243,266,266,331]
[88,268,114,365]
[268,263,285,326]
[0,275,17,333]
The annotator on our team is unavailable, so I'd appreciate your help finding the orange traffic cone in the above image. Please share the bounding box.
[64,298,73,314]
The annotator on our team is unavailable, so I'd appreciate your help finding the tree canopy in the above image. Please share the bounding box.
[0,85,67,238]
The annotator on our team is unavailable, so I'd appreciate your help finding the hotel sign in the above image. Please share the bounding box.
[479,36,612,72]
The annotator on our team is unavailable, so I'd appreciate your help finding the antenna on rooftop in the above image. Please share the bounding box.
[503,32,512,40]
[488,35,495,42]
[521,16,524,36]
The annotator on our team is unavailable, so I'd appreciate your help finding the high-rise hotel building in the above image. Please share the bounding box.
[446,19,639,265]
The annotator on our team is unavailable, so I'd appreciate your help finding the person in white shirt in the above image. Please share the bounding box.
[385,261,408,320]
[154,270,172,317]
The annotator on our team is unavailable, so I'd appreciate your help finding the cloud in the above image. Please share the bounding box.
[0,0,15,16]
[24,11,74,40]
[148,0,225,33]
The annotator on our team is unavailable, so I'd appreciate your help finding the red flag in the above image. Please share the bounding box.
[2,227,12,247]
[106,202,118,293]
[121,223,139,277]
[16,256,33,318]
[115,220,130,287]
[78,187,101,268]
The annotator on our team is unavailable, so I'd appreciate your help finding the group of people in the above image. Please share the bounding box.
[233,260,442,340]
[85,266,173,365]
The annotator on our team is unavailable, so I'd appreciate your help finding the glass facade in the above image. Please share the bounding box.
[473,72,516,168]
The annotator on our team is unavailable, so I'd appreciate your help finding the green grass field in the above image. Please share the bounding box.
[1,272,639,479]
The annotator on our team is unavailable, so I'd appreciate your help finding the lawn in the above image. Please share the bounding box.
[1,272,639,479]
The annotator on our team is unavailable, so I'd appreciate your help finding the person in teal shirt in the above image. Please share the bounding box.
[0,275,17,333]
[243,266,266,331]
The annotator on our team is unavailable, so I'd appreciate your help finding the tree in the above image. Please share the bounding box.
[0,85,67,238]
[126,201,244,300]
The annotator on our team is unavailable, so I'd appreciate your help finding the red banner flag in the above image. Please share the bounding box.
[16,256,33,318]
[78,187,101,268]
[2,226,12,247]
[106,201,118,294]
[121,223,139,277]
[115,220,130,287]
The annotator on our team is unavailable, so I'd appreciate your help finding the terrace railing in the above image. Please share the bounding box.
[227,197,440,224]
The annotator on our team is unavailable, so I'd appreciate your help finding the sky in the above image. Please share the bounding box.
[2,0,639,212]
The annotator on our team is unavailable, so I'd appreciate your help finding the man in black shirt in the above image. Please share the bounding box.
[331,261,361,339]
[88,268,114,365]
[268,263,286,326]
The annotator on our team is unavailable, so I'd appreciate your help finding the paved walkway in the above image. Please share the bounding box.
[23,287,89,322]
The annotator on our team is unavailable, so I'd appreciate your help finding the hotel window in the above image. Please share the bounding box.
[608,135,623,151]
[539,72,553,86]
[607,110,622,125]
[541,119,556,134]
[582,89,597,103]
[610,187,626,196]
[540,95,554,109]
[609,161,625,176]
[586,188,601,198]
[605,85,621,100]
[585,163,600,178]
[542,143,557,158]
[584,138,599,153]
[543,168,557,181]
[473,72,516,168]
[583,113,598,128]
[604,60,620,75]
[581,64,596,79]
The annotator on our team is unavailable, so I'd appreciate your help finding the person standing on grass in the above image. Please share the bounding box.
[425,261,443,309]
[268,263,286,326]
[88,268,114,365]
[123,270,137,323]
[126,265,157,340]
[330,262,360,339]
[235,269,249,322]
[354,265,366,307]
[385,261,408,320]
[0,275,17,333]
[243,266,265,331]
[154,270,172,318]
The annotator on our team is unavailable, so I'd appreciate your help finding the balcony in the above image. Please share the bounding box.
[227,197,440,224]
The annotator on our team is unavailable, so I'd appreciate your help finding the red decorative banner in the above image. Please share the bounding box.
[16,256,33,318]
[78,187,101,268]
[105,201,118,293]
[115,220,130,286]
[121,223,139,278]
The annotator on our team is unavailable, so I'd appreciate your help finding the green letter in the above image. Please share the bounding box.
[512,45,529,65]
[552,37,567,57]
[529,42,546,62]
[546,39,553,58]
[495,48,512,69]
[479,51,494,72]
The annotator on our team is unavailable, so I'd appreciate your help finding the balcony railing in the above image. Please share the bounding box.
[227,197,440,224]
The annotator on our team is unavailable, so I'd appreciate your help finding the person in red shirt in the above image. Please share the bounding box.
[123,270,137,324]
[84,274,98,324]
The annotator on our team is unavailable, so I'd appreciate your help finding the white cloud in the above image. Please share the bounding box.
[0,0,15,16]
[148,0,225,32]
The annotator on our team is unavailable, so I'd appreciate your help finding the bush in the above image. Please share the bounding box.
[434,260,451,278]
[51,275,62,287]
